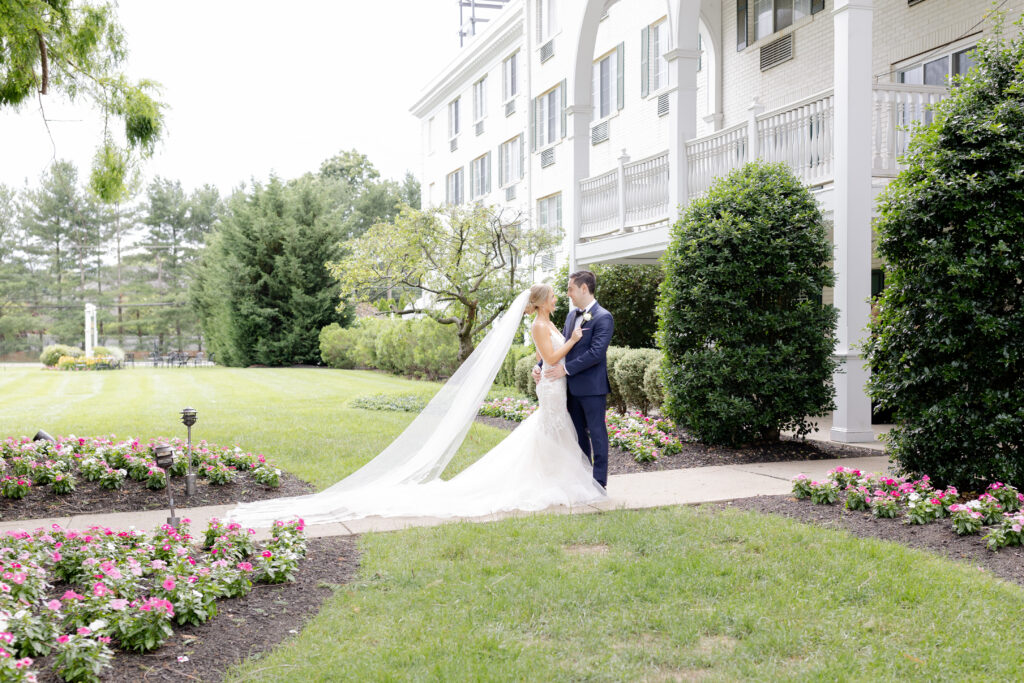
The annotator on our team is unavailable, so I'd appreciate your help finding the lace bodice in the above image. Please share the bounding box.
[540,327,566,371]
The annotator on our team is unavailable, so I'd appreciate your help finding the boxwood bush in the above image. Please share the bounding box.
[866,22,1024,489]
[319,317,458,379]
[643,362,663,410]
[550,264,663,348]
[658,160,838,444]
[514,354,538,400]
[497,344,535,389]
[614,349,662,414]
[40,344,83,367]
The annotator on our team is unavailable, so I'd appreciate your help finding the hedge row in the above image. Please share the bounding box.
[512,346,664,413]
[319,317,460,379]
[40,344,125,367]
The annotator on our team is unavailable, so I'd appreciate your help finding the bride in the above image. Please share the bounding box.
[228,284,608,527]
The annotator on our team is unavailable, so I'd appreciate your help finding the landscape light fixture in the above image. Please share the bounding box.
[180,408,198,496]
[153,444,179,528]
[33,430,55,442]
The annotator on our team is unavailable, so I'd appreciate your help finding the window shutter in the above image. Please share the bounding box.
[498,145,505,186]
[616,42,625,110]
[560,79,567,138]
[531,97,538,151]
[641,26,650,98]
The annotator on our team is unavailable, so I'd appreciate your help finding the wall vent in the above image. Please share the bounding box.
[591,119,610,145]
[475,120,484,136]
[540,147,555,168]
[760,34,794,71]
[449,137,458,152]
[505,185,516,201]
[505,99,515,117]
[657,92,670,117]
[540,39,554,63]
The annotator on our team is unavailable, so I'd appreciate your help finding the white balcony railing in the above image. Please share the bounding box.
[871,83,948,176]
[576,84,947,245]
[624,152,670,227]
[757,89,835,186]
[685,121,749,197]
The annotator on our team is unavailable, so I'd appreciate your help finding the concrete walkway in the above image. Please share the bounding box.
[0,452,892,541]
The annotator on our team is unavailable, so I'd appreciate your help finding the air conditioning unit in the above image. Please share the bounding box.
[540,39,554,63]
[591,119,610,145]
[540,147,555,168]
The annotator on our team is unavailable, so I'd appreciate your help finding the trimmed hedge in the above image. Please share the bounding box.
[514,354,538,400]
[40,345,83,367]
[497,345,535,389]
[643,362,663,410]
[614,349,662,414]
[319,317,459,379]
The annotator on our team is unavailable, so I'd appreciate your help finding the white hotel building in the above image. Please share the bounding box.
[410,0,1023,444]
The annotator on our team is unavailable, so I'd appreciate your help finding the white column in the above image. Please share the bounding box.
[565,104,593,272]
[664,47,700,223]
[616,148,629,231]
[84,304,96,358]
[747,97,764,160]
[830,0,874,443]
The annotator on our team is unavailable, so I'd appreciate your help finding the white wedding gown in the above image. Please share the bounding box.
[228,308,607,527]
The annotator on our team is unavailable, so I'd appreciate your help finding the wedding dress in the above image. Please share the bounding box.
[228,290,607,527]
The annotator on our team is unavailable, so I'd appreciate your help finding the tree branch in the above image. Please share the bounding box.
[37,33,48,95]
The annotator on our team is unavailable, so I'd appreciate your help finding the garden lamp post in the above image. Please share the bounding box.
[180,408,198,496]
[153,444,179,528]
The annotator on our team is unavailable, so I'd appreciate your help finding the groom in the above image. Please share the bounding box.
[534,270,614,488]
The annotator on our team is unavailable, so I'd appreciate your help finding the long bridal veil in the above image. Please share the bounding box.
[228,288,532,527]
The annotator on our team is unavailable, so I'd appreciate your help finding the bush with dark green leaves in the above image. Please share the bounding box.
[551,264,663,348]
[40,344,83,367]
[658,160,838,445]
[497,344,535,389]
[614,349,662,413]
[319,316,458,379]
[866,22,1024,489]
[605,346,630,413]
[643,362,663,410]
[514,354,538,400]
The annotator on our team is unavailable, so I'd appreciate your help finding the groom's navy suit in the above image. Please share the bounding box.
[562,302,614,488]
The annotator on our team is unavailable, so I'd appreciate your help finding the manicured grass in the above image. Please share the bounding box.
[0,365,509,489]
[227,505,1024,681]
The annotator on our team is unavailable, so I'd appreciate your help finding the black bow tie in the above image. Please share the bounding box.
[575,308,584,315]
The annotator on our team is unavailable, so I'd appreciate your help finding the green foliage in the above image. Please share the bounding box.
[319,316,459,379]
[605,346,630,413]
[658,161,838,445]
[40,343,83,366]
[614,348,662,414]
[514,354,538,401]
[550,263,663,348]
[192,175,353,367]
[866,21,1024,489]
[332,204,559,362]
[349,393,428,412]
[643,362,663,411]
[497,343,534,389]
[0,1,165,200]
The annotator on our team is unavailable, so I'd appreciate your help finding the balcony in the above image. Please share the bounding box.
[575,84,947,262]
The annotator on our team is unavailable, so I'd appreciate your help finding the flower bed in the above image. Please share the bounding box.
[0,516,306,682]
[479,399,683,463]
[792,466,1024,551]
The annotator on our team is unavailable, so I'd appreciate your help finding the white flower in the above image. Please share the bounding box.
[966,500,982,510]
[909,492,920,502]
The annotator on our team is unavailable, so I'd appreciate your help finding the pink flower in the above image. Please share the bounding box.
[57,635,70,644]
[0,633,12,644]
[76,627,91,636]
[108,599,129,611]
[92,581,112,597]
[237,562,253,572]
[50,551,62,562]
[61,590,84,601]
[99,636,111,644]
[45,599,61,611]
[162,577,176,591]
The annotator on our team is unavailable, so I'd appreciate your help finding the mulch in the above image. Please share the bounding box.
[473,415,876,475]
[0,472,315,523]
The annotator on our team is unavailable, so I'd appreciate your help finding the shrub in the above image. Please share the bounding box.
[605,346,630,413]
[643,362,663,411]
[865,22,1024,490]
[514,354,538,401]
[318,323,356,369]
[40,344,83,367]
[497,344,535,389]
[93,345,125,361]
[614,349,662,413]
[658,161,838,445]
[320,317,458,379]
[408,317,459,379]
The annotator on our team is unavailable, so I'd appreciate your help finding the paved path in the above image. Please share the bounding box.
[0,453,892,540]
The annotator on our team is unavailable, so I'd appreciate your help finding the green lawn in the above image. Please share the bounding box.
[226,505,1024,682]
[0,365,509,489]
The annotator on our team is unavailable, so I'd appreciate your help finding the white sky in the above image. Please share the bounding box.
[0,1,465,196]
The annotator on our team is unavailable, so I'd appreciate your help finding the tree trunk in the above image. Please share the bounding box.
[457,303,478,363]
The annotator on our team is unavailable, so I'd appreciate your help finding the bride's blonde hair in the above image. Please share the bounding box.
[524,283,553,315]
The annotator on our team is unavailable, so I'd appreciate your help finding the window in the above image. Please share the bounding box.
[473,77,487,122]
[448,98,460,140]
[538,0,557,41]
[537,194,562,232]
[503,52,518,102]
[446,168,464,205]
[499,136,523,187]
[742,0,822,45]
[470,153,491,198]
[642,21,669,97]
[898,46,976,85]
[427,116,435,154]
[593,44,623,119]
[533,81,565,149]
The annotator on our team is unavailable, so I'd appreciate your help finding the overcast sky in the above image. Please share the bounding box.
[0,1,466,196]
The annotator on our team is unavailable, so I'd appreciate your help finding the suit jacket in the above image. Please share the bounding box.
[562,302,614,397]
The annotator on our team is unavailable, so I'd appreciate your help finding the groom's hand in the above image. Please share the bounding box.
[543,365,567,380]
[531,366,541,384]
